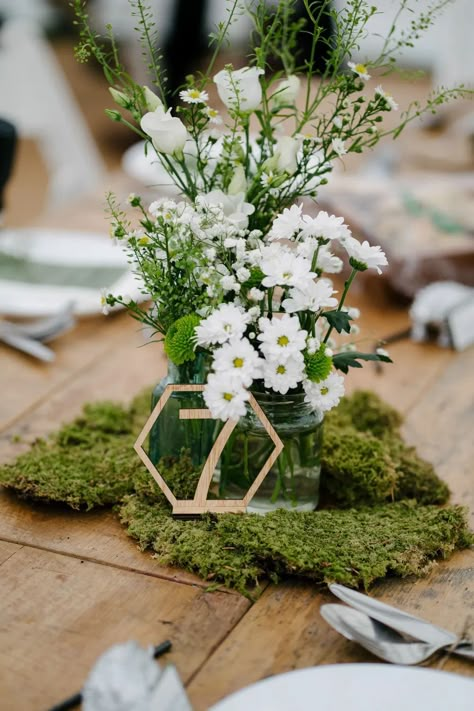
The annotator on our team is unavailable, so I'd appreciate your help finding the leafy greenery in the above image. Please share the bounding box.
[322,309,352,335]
[333,350,393,374]
[73,0,471,235]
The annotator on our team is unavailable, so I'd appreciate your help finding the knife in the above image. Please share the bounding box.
[329,583,459,647]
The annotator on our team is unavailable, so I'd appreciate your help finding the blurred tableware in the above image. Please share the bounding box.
[209,664,474,711]
[0,322,56,361]
[0,302,76,361]
[409,281,474,350]
[320,604,474,665]
[3,301,76,341]
[328,583,459,647]
[0,228,143,317]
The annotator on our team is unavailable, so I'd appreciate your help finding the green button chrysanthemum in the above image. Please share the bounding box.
[164,314,201,365]
[304,345,333,383]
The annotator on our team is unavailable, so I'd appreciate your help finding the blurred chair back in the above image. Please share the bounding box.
[0,19,105,210]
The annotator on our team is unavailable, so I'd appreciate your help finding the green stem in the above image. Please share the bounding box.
[324,268,357,343]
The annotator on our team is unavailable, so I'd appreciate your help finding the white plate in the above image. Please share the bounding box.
[0,228,143,317]
[210,664,474,711]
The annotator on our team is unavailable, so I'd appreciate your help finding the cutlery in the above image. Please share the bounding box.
[320,604,472,665]
[0,322,56,361]
[3,302,76,341]
[0,302,76,361]
[329,583,459,648]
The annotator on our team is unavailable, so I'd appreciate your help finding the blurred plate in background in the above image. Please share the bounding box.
[0,228,143,317]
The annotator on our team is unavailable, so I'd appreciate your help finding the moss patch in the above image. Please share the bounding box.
[119,495,471,596]
[0,389,450,510]
[0,388,470,595]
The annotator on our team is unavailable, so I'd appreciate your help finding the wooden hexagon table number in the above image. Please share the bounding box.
[134,384,284,515]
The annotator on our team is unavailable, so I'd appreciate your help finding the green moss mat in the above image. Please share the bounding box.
[0,389,470,594]
[120,496,470,595]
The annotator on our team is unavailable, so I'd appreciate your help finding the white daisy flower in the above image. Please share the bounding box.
[195,303,251,346]
[257,314,308,360]
[316,245,344,274]
[348,61,371,81]
[343,236,388,274]
[332,137,347,156]
[261,250,315,289]
[374,85,399,111]
[203,373,250,421]
[282,279,338,314]
[205,106,222,124]
[260,171,275,187]
[300,211,351,241]
[179,88,209,104]
[212,338,262,386]
[267,204,304,241]
[263,354,305,394]
[303,371,345,413]
[100,289,110,315]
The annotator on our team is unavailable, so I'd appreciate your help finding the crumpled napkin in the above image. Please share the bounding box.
[409,280,474,349]
[82,641,193,711]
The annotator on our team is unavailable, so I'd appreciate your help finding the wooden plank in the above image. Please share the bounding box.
[0,545,251,711]
[0,540,21,565]
[401,347,474,517]
[0,312,155,433]
[0,490,207,588]
[0,322,166,461]
[187,570,474,710]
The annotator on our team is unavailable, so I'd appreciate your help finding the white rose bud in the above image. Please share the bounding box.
[276,135,301,175]
[228,164,247,195]
[142,85,163,112]
[273,74,301,106]
[140,107,187,156]
[213,66,264,111]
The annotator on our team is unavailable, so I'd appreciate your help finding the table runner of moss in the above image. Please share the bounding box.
[0,390,471,595]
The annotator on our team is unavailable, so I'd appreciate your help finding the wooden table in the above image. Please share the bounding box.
[0,184,473,710]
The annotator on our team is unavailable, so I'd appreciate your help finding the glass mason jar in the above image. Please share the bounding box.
[148,354,215,469]
[215,390,323,513]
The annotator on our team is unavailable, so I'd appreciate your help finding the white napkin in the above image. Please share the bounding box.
[82,641,193,711]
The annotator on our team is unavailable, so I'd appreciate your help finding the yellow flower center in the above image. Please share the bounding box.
[189,89,201,99]
[356,63,367,74]
[138,236,151,246]
[282,272,292,279]
[276,365,286,375]
[277,335,289,346]
[321,387,329,395]
[233,357,244,368]
[208,108,218,117]
[223,392,234,402]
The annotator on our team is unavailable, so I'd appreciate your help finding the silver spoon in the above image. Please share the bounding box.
[320,604,473,665]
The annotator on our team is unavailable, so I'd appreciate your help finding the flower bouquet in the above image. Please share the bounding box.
[74,0,467,512]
